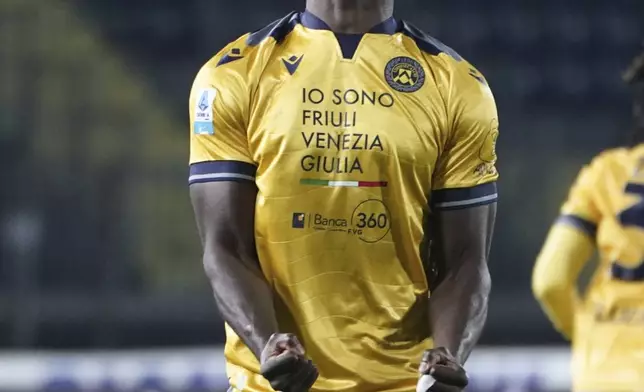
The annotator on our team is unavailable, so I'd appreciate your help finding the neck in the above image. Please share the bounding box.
[305,0,394,34]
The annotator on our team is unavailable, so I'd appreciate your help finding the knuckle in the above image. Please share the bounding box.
[268,333,283,345]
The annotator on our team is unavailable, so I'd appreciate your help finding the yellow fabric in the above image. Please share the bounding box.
[189,16,498,392]
[532,225,593,339]
[533,145,644,391]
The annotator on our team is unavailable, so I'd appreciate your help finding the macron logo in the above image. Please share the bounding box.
[282,55,304,75]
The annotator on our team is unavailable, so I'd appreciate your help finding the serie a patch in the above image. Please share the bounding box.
[193,88,217,135]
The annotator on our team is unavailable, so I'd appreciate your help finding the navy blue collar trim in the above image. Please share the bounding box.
[300,11,398,35]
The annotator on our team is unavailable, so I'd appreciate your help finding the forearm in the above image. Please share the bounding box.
[204,249,279,360]
[428,263,491,364]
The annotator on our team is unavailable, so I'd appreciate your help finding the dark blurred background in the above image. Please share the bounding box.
[0,0,642,391]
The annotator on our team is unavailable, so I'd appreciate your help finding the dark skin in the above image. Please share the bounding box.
[428,204,495,365]
[419,205,495,391]
[191,181,275,360]
[192,1,495,391]
[305,0,394,33]
[191,181,318,391]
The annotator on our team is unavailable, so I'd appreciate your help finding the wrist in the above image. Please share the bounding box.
[239,328,279,361]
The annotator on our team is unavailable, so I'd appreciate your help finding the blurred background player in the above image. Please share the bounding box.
[189,0,498,391]
[532,47,644,391]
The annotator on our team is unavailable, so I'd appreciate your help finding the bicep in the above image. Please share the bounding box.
[430,204,496,281]
[189,60,257,252]
[190,181,257,258]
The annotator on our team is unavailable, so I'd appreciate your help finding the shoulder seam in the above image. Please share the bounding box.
[400,21,462,61]
[246,11,299,47]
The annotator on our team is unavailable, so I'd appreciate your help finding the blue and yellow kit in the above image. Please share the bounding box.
[533,145,644,391]
[189,11,499,392]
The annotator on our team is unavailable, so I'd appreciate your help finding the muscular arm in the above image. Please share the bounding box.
[190,181,278,360]
[428,203,496,364]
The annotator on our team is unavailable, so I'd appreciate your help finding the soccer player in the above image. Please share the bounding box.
[532,48,644,392]
[189,0,499,391]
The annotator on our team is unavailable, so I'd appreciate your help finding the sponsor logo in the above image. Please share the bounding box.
[478,118,499,163]
[473,163,497,178]
[291,199,391,243]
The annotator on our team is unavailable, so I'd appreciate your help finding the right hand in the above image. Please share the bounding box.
[417,347,468,392]
[259,333,318,392]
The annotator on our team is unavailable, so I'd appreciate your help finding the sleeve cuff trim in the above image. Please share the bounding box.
[189,160,256,185]
[556,214,597,238]
[431,182,498,210]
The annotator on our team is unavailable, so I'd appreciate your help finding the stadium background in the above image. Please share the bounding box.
[0,0,642,391]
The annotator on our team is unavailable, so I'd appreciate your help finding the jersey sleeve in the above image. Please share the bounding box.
[431,63,499,211]
[532,156,605,338]
[555,158,603,238]
[532,223,594,340]
[188,49,256,185]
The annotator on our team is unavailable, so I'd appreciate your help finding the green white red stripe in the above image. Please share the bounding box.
[300,179,387,187]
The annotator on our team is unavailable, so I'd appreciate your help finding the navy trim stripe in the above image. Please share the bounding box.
[216,53,243,67]
[190,160,256,176]
[335,34,362,59]
[556,214,597,238]
[611,262,644,282]
[300,11,398,59]
[433,196,497,211]
[189,176,255,185]
[400,21,463,61]
[432,182,497,210]
[189,160,256,185]
[301,11,398,35]
[626,183,644,194]
[246,12,299,47]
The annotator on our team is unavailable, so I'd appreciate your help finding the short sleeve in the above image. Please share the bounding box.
[188,54,256,185]
[555,161,602,238]
[431,64,499,211]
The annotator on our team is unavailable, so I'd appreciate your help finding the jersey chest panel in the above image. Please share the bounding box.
[248,54,444,200]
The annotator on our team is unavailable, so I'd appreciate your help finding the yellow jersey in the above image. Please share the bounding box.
[533,145,644,391]
[189,11,499,392]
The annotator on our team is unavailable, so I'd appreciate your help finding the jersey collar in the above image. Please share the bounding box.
[300,10,398,35]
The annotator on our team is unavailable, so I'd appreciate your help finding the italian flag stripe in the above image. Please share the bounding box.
[300,179,387,188]
[358,181,388,187]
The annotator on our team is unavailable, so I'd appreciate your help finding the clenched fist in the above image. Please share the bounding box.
[260,333,318,392]
[416,347,468,392]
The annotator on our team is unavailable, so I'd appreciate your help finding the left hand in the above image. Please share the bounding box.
[416,347,468,392]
